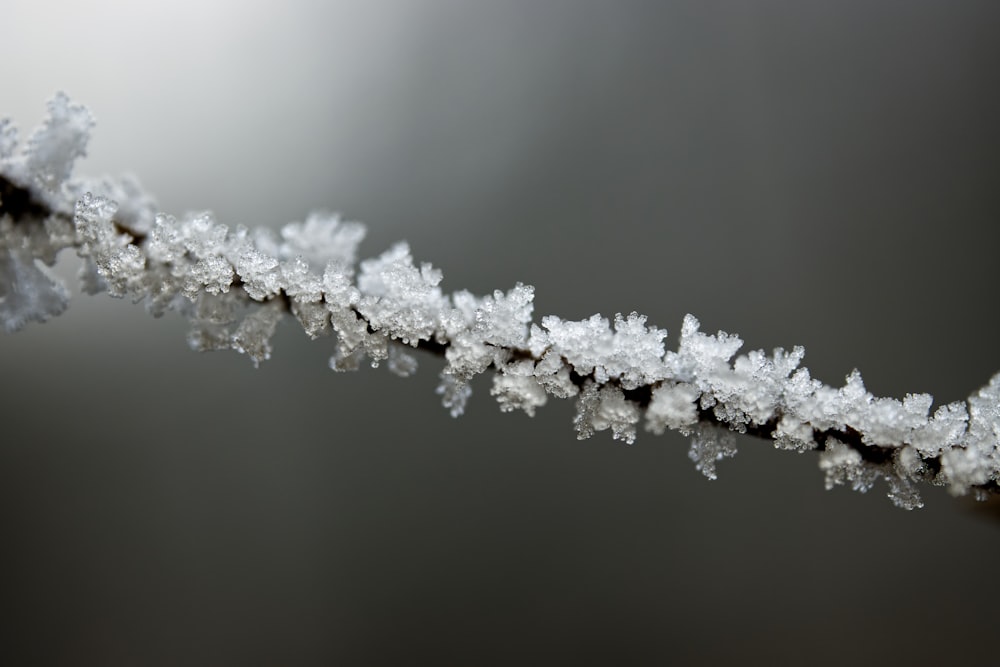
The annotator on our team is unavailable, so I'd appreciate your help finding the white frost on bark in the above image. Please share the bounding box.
[2,95,998,509]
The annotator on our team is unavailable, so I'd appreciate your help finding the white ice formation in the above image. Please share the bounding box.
[2,95,998,509]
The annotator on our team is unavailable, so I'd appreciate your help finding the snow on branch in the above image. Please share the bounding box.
[2,95,998,509]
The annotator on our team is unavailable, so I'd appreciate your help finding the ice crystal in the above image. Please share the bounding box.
[437,372,473,418]
[0,244,69,332]
[645,382,700,436]
[535,314,614,380]
[688,426,739,480]
[475,283,534,348]
[0,119,16,161]
[231,300,284,367]
[819,438,881,493]
[186,291,239,353]
[605,313,668,390]
[668,314,744,384]
[772,415,817,452]
[491,360,548,416]
[236,246,282,301]
[147,212,233,299]
[387,343,419,378]
[84,174,158,236]
[591,385,640,444]
[532,351,579,399]
[357,242,447,345]
[75,193,147,299]
[0,95,95,330]
[5,92,95,211]
[886,475,924,510]
[572,382,602,440]
[281,256,327,338]
[277,212,365,270]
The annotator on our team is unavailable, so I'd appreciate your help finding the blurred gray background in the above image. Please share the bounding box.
[2,1,999,665]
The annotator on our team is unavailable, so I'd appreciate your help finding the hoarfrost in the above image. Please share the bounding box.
[0,119,17,161]
[437,372,472,418]
[277,211,365,270]
[443,333,494,382]
[819,439,880,493]
[573,382,601,440]
[147,211,233,299]
[645,382,700,435]
[886,475,924,510]
[533,311,667,389]
[3,94,1000,510]
[475,283,534,348]
[388,343,419,377]
[538,314,613,381]
[357,242,446,345]
[532,351,579,399]
[186,291,239,353]
[491,360,547,416]
[25,93,93,194]
[231,300,284,367]
[75,193,146,298]
[0,245,69,332]
[773,415,816,452]
[910,402,968,456]
[668,314,744,385]
[1,92,95,212]
[236,246,282,301]
[81,174,158,236]
[688,426,738,480]
[281,256,327,338]
[591,385,640,444]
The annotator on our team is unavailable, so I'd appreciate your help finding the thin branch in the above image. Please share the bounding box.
[2,94,998,510]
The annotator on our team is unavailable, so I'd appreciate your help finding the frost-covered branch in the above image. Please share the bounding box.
[3,95,998,509]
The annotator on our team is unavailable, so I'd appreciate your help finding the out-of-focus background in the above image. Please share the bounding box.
[2,1,999,664]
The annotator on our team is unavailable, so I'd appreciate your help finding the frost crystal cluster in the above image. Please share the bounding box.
[2,95,999,509]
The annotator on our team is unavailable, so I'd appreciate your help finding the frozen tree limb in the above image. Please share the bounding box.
[2,95,998,509]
